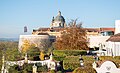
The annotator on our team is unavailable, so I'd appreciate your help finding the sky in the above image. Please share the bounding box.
[0,0,120,38]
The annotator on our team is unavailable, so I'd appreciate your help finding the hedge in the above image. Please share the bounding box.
[53,50,87,57]
[50,70,56,73]
[99,56,120,68]
[63,56,94,70]
[73,67,96,73]
[53,56,65,61]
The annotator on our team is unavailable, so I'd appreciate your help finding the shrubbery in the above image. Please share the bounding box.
[100,56,120,61]
[63,56,94,70]
[37,65,48,72]
[57,71,63,73]
[99,56,113,60]
[73,67,96,73]
[53,50,87,57]
[8,63,48,72]
[53,56,65,61]
[63,56,80,70]
[50,70,56,73]
[99,56,120,68]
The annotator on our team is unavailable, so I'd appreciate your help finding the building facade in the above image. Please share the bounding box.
[106,33,120,56]
[106,20,120,56]
[32,11,115,49]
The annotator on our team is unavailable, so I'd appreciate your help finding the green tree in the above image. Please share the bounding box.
[54,19,88,50]
[0,41,20,61]
[0,41,18,50]
[0,41,20,71]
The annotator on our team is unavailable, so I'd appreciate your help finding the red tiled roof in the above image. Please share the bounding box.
[33,27,115,33]
[38,28,50,31]
[84,28,99,32]
[106,33,120,42]
[84,27,115,32]
[100,28,115,32]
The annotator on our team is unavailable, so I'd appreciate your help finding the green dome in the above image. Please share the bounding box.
[54,11,65,22]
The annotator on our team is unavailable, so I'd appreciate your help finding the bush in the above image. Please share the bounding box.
[114,56,120,59]
[53,56,65,61]
[99,56,113,61]
[73,67,96,73]
[57,71,63,73]
[63,56,80,70]
[63,56,94,70]
[40,51,45,60]
[53,50,87,57]
[9,65,20,73]
[63,61,80,70]
[99,56,120,68]
[50,70,56,73]
[37,65,48,72]
[24,64,33,71]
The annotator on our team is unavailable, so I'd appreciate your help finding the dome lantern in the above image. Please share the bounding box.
[50,11,66,28]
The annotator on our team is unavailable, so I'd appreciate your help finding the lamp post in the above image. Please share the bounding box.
[79,55,84,67]
[32,64,37,73]
[24,53,28,63]
[1,48,8,73]
[92,61,97,69]
[1,55,5,73]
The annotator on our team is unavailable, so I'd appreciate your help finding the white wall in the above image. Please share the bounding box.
[88,36,110,48]
[106,41,120,56]
[115,20,120,34]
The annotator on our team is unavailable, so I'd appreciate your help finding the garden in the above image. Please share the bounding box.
[1,41,120,73]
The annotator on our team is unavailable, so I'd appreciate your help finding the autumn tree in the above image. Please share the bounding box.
[33,38,52,60]
[21,39,32,53]
[35,39,51,51]
[54,19,88,50]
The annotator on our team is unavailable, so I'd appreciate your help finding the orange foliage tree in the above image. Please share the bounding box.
[54,19,88,50]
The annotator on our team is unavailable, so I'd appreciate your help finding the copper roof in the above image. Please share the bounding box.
[106,33,120,42]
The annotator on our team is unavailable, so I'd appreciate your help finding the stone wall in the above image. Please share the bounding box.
[18,35,50,52]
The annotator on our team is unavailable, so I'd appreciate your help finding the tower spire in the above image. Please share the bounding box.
[58,11,61,16]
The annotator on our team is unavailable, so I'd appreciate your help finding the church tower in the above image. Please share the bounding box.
[50,11,66,28]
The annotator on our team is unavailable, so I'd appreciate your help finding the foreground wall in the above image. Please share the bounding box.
[18,35,50,52]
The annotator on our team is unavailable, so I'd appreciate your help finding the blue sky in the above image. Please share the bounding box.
[0,0,120,38]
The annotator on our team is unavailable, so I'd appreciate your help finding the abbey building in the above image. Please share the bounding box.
[32,11,115,48]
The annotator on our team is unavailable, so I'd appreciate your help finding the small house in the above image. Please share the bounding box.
[106,33,120,56]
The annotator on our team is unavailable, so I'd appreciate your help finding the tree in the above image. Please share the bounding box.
[34,39,51,52]
[21,39,32,53]
[0,41,20,61]
[27,38,52,59]
[40,51,45,60]
[33,39,51,60]
[54,19,88,50]
[0,41,21,70]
